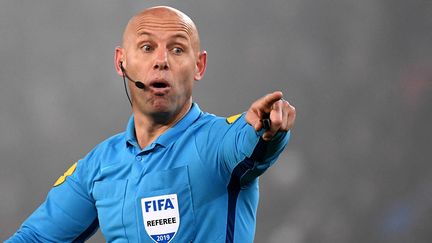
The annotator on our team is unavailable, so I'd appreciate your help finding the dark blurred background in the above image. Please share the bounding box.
[1,1,431,242]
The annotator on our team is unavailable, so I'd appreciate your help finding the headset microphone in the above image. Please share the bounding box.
[120,62,146,105]
[119,63,273,129]
[120,62,145,89]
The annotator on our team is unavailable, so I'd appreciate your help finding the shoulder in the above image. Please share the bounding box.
[187,111,250,143]
[193,111,247,129]
[76,131,126,171]
[94,132,127,157]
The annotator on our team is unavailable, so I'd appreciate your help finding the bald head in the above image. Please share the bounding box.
[122,6,201,53]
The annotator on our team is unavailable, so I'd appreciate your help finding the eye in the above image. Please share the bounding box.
[141,44,153,52]
[172,47,184,55]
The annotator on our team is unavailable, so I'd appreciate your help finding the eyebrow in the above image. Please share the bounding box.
[137,31,152,38]
[137,31,190,42]
[171,33,189,41]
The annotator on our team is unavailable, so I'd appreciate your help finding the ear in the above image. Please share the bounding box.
[194,51,207,81]
[114,46,125,77]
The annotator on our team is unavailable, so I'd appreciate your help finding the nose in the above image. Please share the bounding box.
[153,49,169,70]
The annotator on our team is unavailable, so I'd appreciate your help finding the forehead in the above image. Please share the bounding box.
[135,14,194,37]
[125,7,197,44]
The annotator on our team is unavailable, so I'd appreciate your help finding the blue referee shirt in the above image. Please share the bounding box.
[7,103,290,243]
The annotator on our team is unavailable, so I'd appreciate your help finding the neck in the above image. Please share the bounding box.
[133,101,192,149]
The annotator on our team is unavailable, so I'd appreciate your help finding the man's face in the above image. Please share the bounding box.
[117,7,206,121]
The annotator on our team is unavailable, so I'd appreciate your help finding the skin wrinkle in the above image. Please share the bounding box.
[136,27,192,41]
[134,21,199,52]
[3,6,295,243]
[136,20,193,34]
[136,32,190,44]
[115,6,207,148]
[123,7,200,53]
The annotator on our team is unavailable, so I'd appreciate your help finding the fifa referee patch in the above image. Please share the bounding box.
[226,113,242,124]
[53,162,77,187]
[141,194,179,243]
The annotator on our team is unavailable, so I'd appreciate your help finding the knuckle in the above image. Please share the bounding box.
[271,118,282,127]
[272,101,281,110]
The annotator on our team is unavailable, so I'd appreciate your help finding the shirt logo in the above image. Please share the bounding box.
[226,113,242,124]
[53,162,77,187]
[141,194,180,243]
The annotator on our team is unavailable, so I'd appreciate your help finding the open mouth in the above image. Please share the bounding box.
[151,82,169,88]
[149,79,170,89]
[149,80,170,96]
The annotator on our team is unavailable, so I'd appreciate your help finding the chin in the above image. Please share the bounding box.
[147,100,176,117]
[151,100,172,112]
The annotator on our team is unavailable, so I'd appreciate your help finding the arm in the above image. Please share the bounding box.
[230,91,295,185]
[196,91,295,186]
[6,158,99,242]
[220,115,290,187]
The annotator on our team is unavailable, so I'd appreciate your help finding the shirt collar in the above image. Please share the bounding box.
[125,103,202,149]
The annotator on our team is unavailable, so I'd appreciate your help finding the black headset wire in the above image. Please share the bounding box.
[120,63,272,129]
[121,69,133,106]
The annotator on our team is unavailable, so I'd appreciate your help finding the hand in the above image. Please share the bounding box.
[245,91,296,141]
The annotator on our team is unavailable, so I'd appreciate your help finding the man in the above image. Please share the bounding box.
[7,6,296,243]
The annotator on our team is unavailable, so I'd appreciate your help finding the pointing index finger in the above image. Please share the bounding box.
[261,91,283,111]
